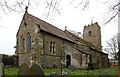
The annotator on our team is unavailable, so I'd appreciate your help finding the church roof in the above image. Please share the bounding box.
[66,31,99,49]
[17,11,108,55]
[66,31,108,55]
[27,13,75,43]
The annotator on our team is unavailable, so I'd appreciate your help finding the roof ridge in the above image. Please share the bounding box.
[64,30,75,41]
[28,13,65,33]
[67,30,99,48]
[27,13,75,43]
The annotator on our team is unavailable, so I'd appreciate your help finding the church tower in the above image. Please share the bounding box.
[83,22,102,50]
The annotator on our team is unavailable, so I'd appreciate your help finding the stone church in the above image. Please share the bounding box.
[16,9,109,69]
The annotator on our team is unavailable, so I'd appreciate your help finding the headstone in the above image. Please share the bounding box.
[2,63,4,77]
[25,64,44,77]
[46,74,57,77]
[62,71,68,75]
[18,63,29,77]
[0,54,2,63]
[68,65,75,72]
[0,63,4,77]
[102,72,109,77]
[0,54,4,77]
[0,54,2,77]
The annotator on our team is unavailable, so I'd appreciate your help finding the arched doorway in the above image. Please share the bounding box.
[66,55,71,67]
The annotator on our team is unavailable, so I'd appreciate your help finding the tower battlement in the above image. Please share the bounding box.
[83,22,102,50]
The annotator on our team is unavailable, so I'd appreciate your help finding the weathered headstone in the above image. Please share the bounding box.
[18,63,45,77]
[68,65,75,72]
[0,54,4,77]
[18,63,29,77]
[0,54,2,64]
[102,72,109,77]
[2,63,4,77]
[0,63,4,77]
[62,71,68,75]
[25,64,44,77]
[0,54,2,77]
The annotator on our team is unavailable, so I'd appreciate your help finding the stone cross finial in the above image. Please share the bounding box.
[65,26,67,30]
[25,6,28,12]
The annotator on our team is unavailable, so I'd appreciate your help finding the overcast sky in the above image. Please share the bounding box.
[0,0,118,55]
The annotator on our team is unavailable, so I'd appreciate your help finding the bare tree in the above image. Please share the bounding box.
[68,29,83,38]
[104,34,118,59]
[0,0,119,22]
[0,0,62,17]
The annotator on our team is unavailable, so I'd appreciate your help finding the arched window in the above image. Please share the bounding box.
[24,22,28,28]
[28,33,31,51]
[53,42,55,54]
[88,31,92,36]
[49,41,56,54]
[50,41,52,53]
[21,37,25,51]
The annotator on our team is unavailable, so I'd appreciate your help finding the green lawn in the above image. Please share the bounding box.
[5,66,117,76]
[62,67,116,75]
[5,66,18,75]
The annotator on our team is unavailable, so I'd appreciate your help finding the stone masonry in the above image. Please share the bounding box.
[16,9,109,69]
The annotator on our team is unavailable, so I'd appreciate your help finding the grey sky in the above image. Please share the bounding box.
[0,0,118,55]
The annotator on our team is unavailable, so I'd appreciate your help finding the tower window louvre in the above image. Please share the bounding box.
[88,31,92,36]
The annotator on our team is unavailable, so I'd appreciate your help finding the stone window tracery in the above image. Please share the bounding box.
[21,37,25,51]
[28,33,31,51]
[49,41,56,54]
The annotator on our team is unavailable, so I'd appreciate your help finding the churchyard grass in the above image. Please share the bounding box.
[5,66,116,76]
[5,65,18,75]
[63,66,116,75]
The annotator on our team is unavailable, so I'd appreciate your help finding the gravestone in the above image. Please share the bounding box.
[0,54,4,77]
[68,65,75,72]
[2,63,5,77]
[0,63,4,77]
[0,54,2,63]
[18,63,29,77]
[18,63,45,77]
[62,71,68,75]
[25,64,44,77]
[102,72,109,77]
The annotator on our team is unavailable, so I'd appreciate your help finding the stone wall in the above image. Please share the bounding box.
[63,43,89,69]
[44,55,61,68]
[16,13,109,69]
[64,30,109,69]
[17,13,44,66]
[19,53,31,66]
[83,22,101,49]
[43,32,63,68]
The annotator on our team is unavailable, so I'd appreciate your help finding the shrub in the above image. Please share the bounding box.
[2,57,14,65]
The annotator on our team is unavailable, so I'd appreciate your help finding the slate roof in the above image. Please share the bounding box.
[27,13,75,43]
[65,31,108,55]
[66,30,99,49]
